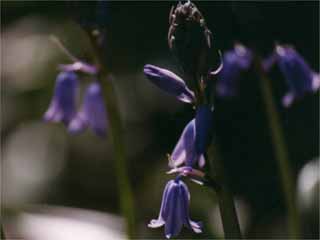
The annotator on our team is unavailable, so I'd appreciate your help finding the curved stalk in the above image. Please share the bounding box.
[254,56,301,238]
[207,143,242,239]
[81,28,136,237]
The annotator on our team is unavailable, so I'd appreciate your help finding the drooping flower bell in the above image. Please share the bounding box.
[148,178,202,239]
[264,45,320,107]
[43,71,79,125]
[170,105,213,168]
[169,119,204,168]
[144,64,195,103]
[216,44,252,97]
[69,81,108,137]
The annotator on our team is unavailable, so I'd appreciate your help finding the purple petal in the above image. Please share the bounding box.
[179,182,202,233]
[159,180,175,221]
[198,155,205,168]
[180,181,192,227]
[69,82,108,137]
[195,105,213,156]
[164,181,183,239]
[43,71,78,125]
[68,112,88,134]
[275,45,319,106]
[189,221,203,233]
[148,219,165,228]
[216,44,252,98]
[312,73,320,92]
[148,181,173,229]
[144,64,195,103]
[170,119,196,168]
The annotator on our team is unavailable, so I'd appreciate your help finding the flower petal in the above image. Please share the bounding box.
[189,220,203,233]
[144,64,195,103]
[275,45,319,106]
[148,219,165,228]
[43,71,78,125]
[164,181,183,239]
[68,112,88,134]
[216,44,252,98]
[170,119,196,168]
[69,82,108,137]
[160,180,175,221]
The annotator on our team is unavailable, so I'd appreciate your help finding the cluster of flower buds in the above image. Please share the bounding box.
[44,60,108,137]
[168,0,215,76]
[216,43,319,107]
[144,1,219,238]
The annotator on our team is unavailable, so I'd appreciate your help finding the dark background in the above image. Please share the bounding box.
[1,1,319,239]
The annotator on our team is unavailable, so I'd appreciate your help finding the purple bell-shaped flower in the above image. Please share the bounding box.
[148,178,202,238]
[169,105,213,168]
[69,81,108,137]
[216,44,252,97]
[264,45,319,107]
[43,71,79,125]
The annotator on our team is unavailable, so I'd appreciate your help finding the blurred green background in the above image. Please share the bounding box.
[1,1,319,239]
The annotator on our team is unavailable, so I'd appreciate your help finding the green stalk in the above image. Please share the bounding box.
[100,71,136,238]
[255,57,300,238]
[1,224,5,239]
[207,143,242,239]
[83,29,136,237]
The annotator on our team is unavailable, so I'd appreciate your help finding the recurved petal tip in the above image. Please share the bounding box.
[312,73,320,92]
[68,113,87,134]
[190,220,203,233]
[148,219,165,228]
[282,92,295,107]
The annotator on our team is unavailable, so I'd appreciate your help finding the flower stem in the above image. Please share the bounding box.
[83,29,136,237]
[254,57,301,238]
[1,224,5,239]
[100,72,136,238]
[207,143,242,239]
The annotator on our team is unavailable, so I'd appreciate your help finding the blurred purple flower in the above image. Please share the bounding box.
[148,178,202,239]
[264,45,320,107]
[69,82,108,137]
[144,64,195,103]
[43,71,78,125]
[216,44,252,97]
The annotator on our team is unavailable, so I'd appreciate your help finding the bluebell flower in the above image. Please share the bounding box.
[169,106,213,168]
[69,82,108,137]
[43,71,78,125]
[148,178,202,239]
[264,45,320,107]
[169,119,205,168]
[216,44,252,97]
[144,64,195,103]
